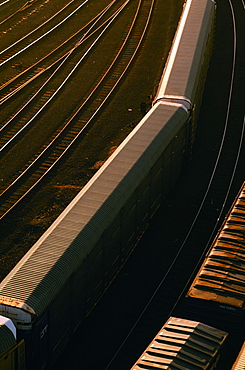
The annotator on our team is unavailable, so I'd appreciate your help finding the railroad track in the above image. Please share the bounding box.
[104,0,245,368]
[0,0,41,25]
[0,0,123,137]
[0,0,121,101]
[50,0,245,369]
[0,0,155,220]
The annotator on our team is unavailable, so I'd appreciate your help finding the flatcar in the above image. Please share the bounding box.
[185,182,245,333]
[0,0,216,368]
[130,316,228,370]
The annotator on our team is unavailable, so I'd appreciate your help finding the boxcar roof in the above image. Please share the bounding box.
[155,0,215,104]
[0,316,16,355]
[130,316,227,370]
[231,341,245,370]
[187,182,245,308]
[0,102,188,318]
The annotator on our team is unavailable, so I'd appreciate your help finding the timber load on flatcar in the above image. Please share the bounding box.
[185,182,245,332]
[130,316,228,370]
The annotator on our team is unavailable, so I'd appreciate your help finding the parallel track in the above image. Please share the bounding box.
[0,0,121,139]
[100,0,245,369]
[0,0,120,100]
[0,0,155,220]
[50,0,245,369]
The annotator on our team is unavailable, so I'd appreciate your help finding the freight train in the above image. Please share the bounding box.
[0,0,216,368]
[130,181,245,370]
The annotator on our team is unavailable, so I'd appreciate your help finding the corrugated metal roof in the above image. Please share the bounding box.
[130,316,227,370]
[187,183,245,308]
[0,102,188,319]
[231,342,245,370]
[155,0,215,104]
[0,316,16,355]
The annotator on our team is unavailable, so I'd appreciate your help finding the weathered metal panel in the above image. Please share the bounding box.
[231,342,245,370]
[130,317,228,370]
[185,182,245,333]
[187,183,245,309]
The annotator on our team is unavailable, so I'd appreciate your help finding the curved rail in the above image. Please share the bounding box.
[0,0,89,67]
[0,0,119,144]
[104,0,245,367]
[0,0,155,220]
[0,0,37,25]
[0,0,75,57]
[0,0,119,102]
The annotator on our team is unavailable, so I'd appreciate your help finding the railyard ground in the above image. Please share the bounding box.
[0,0,184,279]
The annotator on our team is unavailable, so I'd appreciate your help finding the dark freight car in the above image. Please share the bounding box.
[0,315,25,370]
[0,102,190,369]
[0,0,216,368]
[185,182,245,333]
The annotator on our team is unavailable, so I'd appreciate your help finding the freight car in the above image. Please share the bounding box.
[0,315,25,370]
[154,0,216,155]
[0,0,216,369]
[130,316,228,370]
[231,342,245,370]
[0,102,190,370]
[185,182,245,333]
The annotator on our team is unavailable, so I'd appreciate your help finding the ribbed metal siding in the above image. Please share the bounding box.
[155,0,215,103]
[0,323,16,355]
[187,182,245,308]
[231,342,245,370]
[130,317,227,370]
[0,102,188,318]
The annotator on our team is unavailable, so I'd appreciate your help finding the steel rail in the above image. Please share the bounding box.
[0,0,119,146]
[0,0,32,25]
[0,0,89,67]
[0,0,9,6]
[0,0,118,98]
[0,0,153,220]
[0,0,74,56]
[104,0,244,367]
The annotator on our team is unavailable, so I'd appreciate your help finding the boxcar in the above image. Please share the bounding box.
[130,316,228,370]
[185,182,245,332]
[154,0,216,154]
[0,315,25,370]
[0,102,190,369]
[0,0,216,368]
[231,342,245,370]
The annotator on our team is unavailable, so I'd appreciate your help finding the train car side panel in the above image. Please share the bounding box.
[185,182,245,332]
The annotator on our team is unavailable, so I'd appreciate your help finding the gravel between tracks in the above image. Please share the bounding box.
[0,0,184,280]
